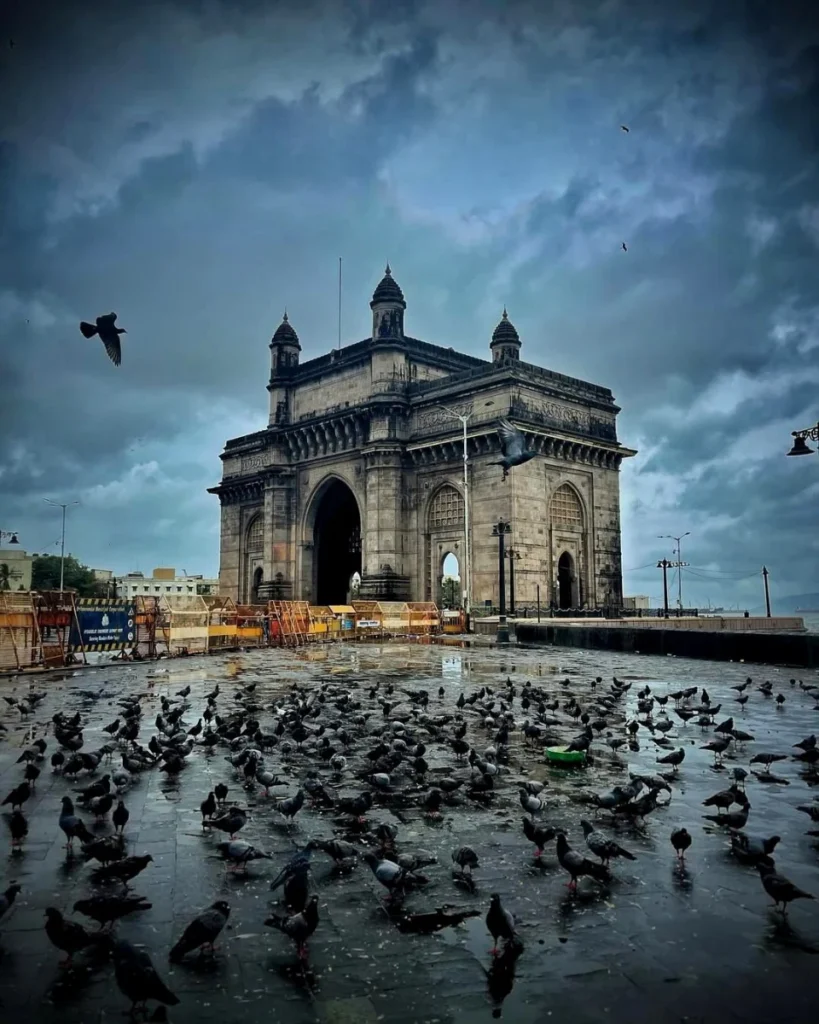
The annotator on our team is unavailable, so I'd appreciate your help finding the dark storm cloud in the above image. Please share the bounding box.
[1,0,818,600]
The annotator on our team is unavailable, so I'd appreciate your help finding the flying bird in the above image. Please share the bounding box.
[492,419,536,481]
[620,124,629,132]
[621,242,628,251]
[79,312,127,366]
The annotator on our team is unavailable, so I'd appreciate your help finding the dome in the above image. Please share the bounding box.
[371,263,406,307]
[491,308,520,347]
[271,311,300,347]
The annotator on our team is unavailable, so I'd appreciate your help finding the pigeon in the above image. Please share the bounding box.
[269,845,314,891]
[265,894,319,959]
[0,883,21,923]
[656,748,685,770]
[670,827,691,863]
[729,831,780,865]
[8,809,28,848]
[113,939,179,1012]
[486,893,518,955]
[796,804,819,823]
[519,788,544,817]
[217,840,271,872]
[452,845,479,874]
[82,833,126,866]
[112,800,130,833]
[275,789,305,823]
[2,782,31,810]
[203,805,247,839]
[200,792,216,822]
[750,753,788,773]
[214,782,229,805]
[169,901,230,960]
[94,853,153,889]
[703,785,746,811]
[521,817,556,858]
[580,820,637,866]
[59,796,91,848]
[621,242,628,251]
[312,838,359,866]
[556,832,610,890]
[74,895,152,929]
[363,852,407,899]
[704,805,750,830]
[491,419,536,481]
[620,124,629,132]
[79,312,127,366]
[757,862,814,916]
[44,907,106,965]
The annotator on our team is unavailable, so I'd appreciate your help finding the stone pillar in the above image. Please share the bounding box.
[217,500,241,603]
[258,472,295,601]
[359,446,411,600]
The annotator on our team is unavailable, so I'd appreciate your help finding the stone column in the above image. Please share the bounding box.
[359,446,411,600]
[258,471,295,601]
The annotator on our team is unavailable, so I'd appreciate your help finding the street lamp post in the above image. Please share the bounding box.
[492,519,512,643]
[435,405,472,627]
[43,499,79,593]
[786,420,819,456]
[507,547,521,616]
[659,532,690,612]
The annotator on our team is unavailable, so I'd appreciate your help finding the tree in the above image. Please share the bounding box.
[0,563,18,591]
[441,577,461,609]
[31,554,103,596]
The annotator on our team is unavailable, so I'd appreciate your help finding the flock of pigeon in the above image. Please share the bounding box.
[1,665,818,1018]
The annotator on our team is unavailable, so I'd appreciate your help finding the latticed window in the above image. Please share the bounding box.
[550,484,583,527]
[246,516,264,552]
[429,486,464,529]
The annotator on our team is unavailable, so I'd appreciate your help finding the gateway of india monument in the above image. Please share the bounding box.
[209,265,635,614]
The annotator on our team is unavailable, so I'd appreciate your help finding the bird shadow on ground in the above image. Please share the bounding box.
[47,949,112,1005]
[483,941,524,1018]
[671,863,694,894]
[268,957,319,994]
[763,915,819,955]
[58,855,85,880]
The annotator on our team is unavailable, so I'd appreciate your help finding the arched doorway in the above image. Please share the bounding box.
[312,479,362,604]
[440,551,461,609]
[558,552,575,609]
[251,566,263,603]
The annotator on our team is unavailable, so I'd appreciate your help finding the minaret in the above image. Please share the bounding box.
[267,311,301,426]
[490,307,521,364]
[370,263,406,343]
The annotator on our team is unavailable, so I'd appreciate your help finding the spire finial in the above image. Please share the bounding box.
[282,309,288,322]
[502,306,508,319]
[385,262,392,276]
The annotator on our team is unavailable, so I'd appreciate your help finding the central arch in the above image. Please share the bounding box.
[309,479,362,605]
[558,551,575,609]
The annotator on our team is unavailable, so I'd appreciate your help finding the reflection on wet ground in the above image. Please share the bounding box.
[0,642,818,1023]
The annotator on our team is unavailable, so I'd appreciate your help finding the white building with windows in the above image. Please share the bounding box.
[114,568,219,600]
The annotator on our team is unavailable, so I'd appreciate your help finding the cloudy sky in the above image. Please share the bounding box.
[1,0,818,609]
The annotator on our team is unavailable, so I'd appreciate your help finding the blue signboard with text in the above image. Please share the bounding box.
[69,600,138,651]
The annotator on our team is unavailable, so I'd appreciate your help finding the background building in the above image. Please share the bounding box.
[623,595,651,610]
[211,266,635,610]
[115,568,219,599]
[0,547,33,591]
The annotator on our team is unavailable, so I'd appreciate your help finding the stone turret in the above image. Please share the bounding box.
[490,308,521,364]
[267,311,301,426]
[370,264,406,343]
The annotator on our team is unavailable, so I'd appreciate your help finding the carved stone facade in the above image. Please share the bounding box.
[210,266,636,610]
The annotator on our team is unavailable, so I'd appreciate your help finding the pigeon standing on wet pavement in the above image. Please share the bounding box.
[169,901,230,960]
[203,805,247,839]
[757,862,815,916]
[556,832,610,890]
[265,894,319,959]
[112,799,129,833]
[580,820,637,866]
[44,907,107,965]
[729,831,780,865]
[486,893,519,955]
[113,939,179,1013]
[670,828,692,863]
[452,845,479,874]
[522,817,556,858]
[363,852,407,899]
[94,853,154,890]
[275,789,305,824]
[8,809,28,848]
[79,312,127,366]
[73,895,152,929]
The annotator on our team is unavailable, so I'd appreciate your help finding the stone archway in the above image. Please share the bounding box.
[557,551,576,609]
[307,478,362,605]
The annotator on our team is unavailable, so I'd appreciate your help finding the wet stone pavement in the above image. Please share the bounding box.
[1,641,818,1024]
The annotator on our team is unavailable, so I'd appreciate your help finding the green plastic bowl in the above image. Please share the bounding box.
[546,745,587,765]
